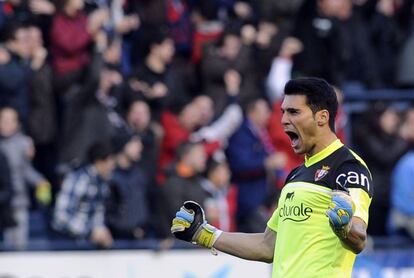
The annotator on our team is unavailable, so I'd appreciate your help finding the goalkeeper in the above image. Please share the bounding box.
[171,78,373,278]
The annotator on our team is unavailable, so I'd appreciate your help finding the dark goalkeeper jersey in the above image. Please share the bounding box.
[267,139,373,278]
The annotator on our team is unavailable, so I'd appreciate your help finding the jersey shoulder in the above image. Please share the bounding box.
[333,147,373,197]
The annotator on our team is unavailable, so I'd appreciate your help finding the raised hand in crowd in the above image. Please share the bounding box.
[30,47,47,70]
[255,21,278,49]
[150,82,168,99]
[278,37,303,59]
[116,14,140,34]
[88,8,110,34]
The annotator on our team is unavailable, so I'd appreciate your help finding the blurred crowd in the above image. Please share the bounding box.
[1,0,414,250]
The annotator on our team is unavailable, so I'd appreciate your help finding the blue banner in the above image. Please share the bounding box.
[353,250,414,278]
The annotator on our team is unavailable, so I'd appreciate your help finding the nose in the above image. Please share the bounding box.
[281,111,289,126]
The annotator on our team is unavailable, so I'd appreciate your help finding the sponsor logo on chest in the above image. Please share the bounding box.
[279,191,313,222]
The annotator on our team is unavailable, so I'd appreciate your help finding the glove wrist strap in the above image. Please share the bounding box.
[194,224,222,249]
[212,229,223,246]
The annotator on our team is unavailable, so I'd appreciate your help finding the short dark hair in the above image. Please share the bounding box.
[87,141,113,163]
[141,26,171,57]
[176,141,199,161]
[284,77,338,132]
[1,21,25,43]
[242,97,269,116]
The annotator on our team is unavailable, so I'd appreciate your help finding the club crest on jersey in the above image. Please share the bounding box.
[315,166,330,181]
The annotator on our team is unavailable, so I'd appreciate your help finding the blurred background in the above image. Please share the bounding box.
[0,0,414,277]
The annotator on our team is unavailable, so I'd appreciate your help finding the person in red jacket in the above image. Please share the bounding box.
[157,99,201,184]
[157,98,224,185]
[50,0,108,91]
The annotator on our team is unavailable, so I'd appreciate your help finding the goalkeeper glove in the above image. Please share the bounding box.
[171,201,222,249]
[35,181,52,206]
[326,190,355,239]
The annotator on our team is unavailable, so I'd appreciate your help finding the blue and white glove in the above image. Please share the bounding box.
[326,191,355,239]
[171,201,222,250]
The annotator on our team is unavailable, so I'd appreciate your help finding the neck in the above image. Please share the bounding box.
[306,131,338,157]
[93,162,107,179]
[146,55,165,73]
[64,7,77,16]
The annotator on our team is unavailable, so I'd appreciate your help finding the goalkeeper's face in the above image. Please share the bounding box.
[281,95,320,155]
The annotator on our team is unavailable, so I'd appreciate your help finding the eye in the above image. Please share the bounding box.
[288,109,299,115]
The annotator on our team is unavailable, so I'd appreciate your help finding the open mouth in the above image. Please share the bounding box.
[285,131,300,148]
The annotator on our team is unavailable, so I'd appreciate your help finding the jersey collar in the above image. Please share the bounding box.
[304,139,343,167]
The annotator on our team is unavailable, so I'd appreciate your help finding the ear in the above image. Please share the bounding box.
[316,110,329,127]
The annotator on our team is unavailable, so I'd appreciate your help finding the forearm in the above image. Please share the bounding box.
[341,220,367,254]
[213,232,274,263]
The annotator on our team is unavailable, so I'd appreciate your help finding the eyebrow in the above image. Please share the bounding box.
[281,107,300,113]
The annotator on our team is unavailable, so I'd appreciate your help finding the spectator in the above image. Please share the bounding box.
[105,132,150,239]
[157,141,209,238]
[85,0,140,77]
[201,153,238,232]
[226,98,286,233]
[166,0,192,56]
[158,84,241,184]
[128,27,187,121]
[290,0,346,85]
[394,0,414,88]
[58,51,125,169]
[126,99,160,183]
[0,150,15,236]
[201,28,259,116]
[157,98,202,184]
[353,102,408,235]
[0,0,34,26]
[365,0,402,88]
[389,108,414,238]
[0,22,32,124]
[255,19,291,83]
[0,107,51,250]
[266,36,303,103]
[338,0,382,89]
[259,0,304,19]
[190,1,223,64]
[53,141,115,248]
[131,0,166,26]
[26,25,58,189]
[191,69,243,146]
[50,0,108,93]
